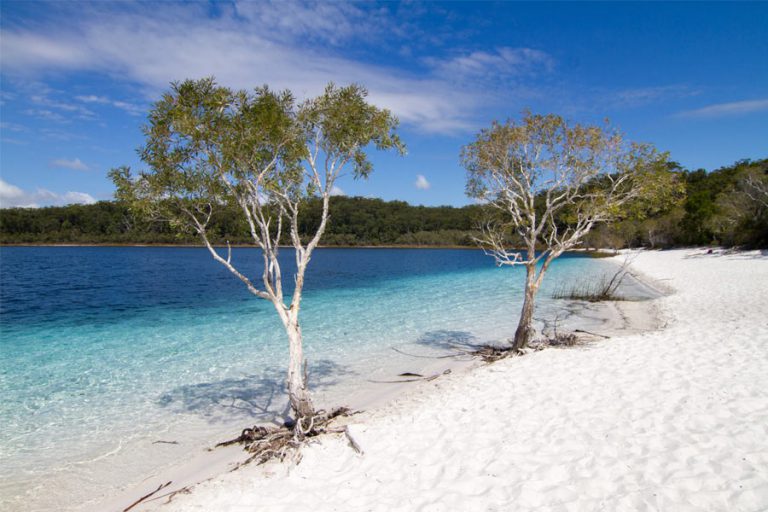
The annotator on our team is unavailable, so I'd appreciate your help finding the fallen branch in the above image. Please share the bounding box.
[368,369,451,384]
[368,378,426,383]
[472,345,517,362]
[123,481,172,512]
[164,487,192,504]
[391,347,468,359]
[574,328,611,339]
[344,426,364,455]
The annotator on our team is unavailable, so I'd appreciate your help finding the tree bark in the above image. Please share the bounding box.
[513,264,538,351]
[283,313,315,419]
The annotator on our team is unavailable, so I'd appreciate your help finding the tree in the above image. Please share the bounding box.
[462,112,666,351]
[110,78,403,423]
[743,167,768,208]
[709,160,768,246]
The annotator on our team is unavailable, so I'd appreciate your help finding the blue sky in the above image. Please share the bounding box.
[1,1,766,208]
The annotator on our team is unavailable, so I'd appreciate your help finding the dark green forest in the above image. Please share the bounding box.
[1,158,766,248]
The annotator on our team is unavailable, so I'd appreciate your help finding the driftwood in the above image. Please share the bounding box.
[574,328,611,339]
[472,345,518,362]
[163,487,192,504]
[123,481,172,512]
[368,369,452,384]
[539,331,580,347]
[391,347,468,359]
[344,426,364,455]
[218,407,355,470]
[472,331,587,362]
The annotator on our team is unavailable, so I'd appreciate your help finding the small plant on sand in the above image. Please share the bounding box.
[553,256,634,302]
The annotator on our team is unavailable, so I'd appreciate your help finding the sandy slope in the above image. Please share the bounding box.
[161,248,768,512]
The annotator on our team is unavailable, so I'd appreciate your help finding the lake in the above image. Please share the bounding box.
[0,247,618,510]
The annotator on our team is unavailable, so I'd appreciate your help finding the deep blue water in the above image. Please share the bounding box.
[1,247,535,331]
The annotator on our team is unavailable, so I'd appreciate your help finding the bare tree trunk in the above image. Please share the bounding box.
[283,312,314,419]
[513,264,538,351]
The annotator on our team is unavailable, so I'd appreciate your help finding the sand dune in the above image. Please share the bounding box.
[161,249,768,511]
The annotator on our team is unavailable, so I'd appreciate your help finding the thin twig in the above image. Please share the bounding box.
[123,481,172,512]
[367,369,451,384]
[391,347,468,359]
[574,329,611,339]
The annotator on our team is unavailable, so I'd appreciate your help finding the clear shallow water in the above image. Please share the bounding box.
[0,247,616,510]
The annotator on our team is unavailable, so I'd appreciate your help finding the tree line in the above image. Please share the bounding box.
[1,157,765,248]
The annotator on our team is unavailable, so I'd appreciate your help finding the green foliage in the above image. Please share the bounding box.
[2,157,767,249]
[0,197,481,246]
[462,112,669,261]
[298,83,405,179]
[707,160,768,247]
[112,79,302,234]
[619,161,687,221]
[675,159,767,246]
[110,78,403,245]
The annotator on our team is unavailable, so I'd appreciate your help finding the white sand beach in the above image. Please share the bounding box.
[129,248,768,511]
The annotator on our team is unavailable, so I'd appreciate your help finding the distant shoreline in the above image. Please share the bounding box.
[0,243,615,256]
[0,242,477,249]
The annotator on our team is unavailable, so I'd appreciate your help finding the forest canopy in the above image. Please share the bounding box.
[1,158,766,248]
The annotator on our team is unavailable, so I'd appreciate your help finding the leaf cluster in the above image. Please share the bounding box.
[461,112,669,261]
[110,78,403,238]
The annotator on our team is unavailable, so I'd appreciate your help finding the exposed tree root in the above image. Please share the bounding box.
[218,407,355,470]
[472,345,519,362]
[535,331,580,348]
[473,331,585,362]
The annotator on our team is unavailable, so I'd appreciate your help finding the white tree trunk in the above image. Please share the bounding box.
[282,310,314,419]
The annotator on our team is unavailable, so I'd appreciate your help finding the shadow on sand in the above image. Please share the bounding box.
[413,329,481,352]
[683,248,768,260]
[157,359,356,424]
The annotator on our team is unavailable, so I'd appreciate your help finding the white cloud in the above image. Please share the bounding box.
[233,1,378,46]
[0,179,96,208]
[676,99,768,118]
[414,174,430,190]
[75,94,110,103]
[61,191,97,204]
[29,92,95,119]
[1,137,28,146]
[0,4,481,134]
[75,94,144,115]
[50,158,89,171]
[0,179,25,200]
[0,121,28,132]
[23,108,67,122]
[112,100,144,115]
[330,185,345,196]
[427,47,554,82]
[611,85,698,108]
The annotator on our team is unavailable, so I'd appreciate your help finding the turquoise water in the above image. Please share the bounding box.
[0,247,616,510]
